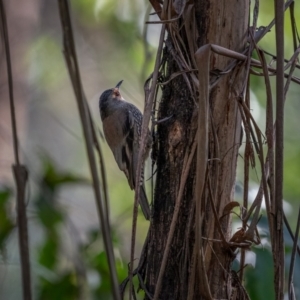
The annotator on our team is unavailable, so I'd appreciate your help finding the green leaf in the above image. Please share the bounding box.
[0,189,14,250]
[38,236,59,269]
[38,272,79,300]
[42,159,88,191]
[91,251,113,295]
[35,197,64,229]
[245,247,275,300]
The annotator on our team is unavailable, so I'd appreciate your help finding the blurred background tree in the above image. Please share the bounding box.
[0,0,299,299]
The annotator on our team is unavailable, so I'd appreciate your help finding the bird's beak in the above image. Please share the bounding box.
[115,80,123,89]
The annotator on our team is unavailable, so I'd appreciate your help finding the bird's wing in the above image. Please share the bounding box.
[129,107,151,220]
[122,109,136,189]
[119,104,145,190]
[125,106,142,189]
[102,108,131,184]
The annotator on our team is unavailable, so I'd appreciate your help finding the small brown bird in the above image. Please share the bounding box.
[99,81,152,220]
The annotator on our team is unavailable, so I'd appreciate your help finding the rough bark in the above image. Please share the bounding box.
[144,0,249,299]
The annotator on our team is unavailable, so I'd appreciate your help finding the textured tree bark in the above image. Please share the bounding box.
[196,2,249,298]
[144,0,249,299]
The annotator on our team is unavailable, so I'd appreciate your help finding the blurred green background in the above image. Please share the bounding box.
[0,0,299,299]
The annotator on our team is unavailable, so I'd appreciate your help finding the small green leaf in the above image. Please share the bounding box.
[36,198,64,229]
[245,247,275,300]
[0,189,14,250]
[38,236,59,269]
[38,272,79,300]
[42,159,88,191]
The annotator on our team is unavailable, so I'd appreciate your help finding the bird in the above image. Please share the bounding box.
[99,80,152,220]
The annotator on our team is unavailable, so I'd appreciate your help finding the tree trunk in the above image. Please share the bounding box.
[144,1,249,299]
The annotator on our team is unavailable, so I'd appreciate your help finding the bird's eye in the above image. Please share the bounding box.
[114,91,120,96]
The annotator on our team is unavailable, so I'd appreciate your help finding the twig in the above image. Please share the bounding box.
[274,0,285,298]
[149,0,162,19]
[120,232,152,299]
[240,80,251,282]
[129,22,165,300]
[57,1,120,299]
[284,48,300,98]
[191,43,213,300]
[0,1,32,299]
[283,213,300,256]
[0,0,19,165]
[251,47,274,241]
[13,166,31,300]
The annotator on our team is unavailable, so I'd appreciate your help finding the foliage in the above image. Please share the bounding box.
[245,247,275,300]
[38,273,79,300]
[234,215,300,299]
[0,188,14,252]
[34,159,128,299]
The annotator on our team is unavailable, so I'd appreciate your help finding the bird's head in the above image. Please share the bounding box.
[99,80,124,104]
[99,80,124,119]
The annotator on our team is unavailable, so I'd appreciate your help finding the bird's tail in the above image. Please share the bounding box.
[139,184,151,220]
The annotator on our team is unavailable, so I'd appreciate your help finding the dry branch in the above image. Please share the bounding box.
[57,1,120,299]
[274,1,285,298]
[0,1,32,299]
